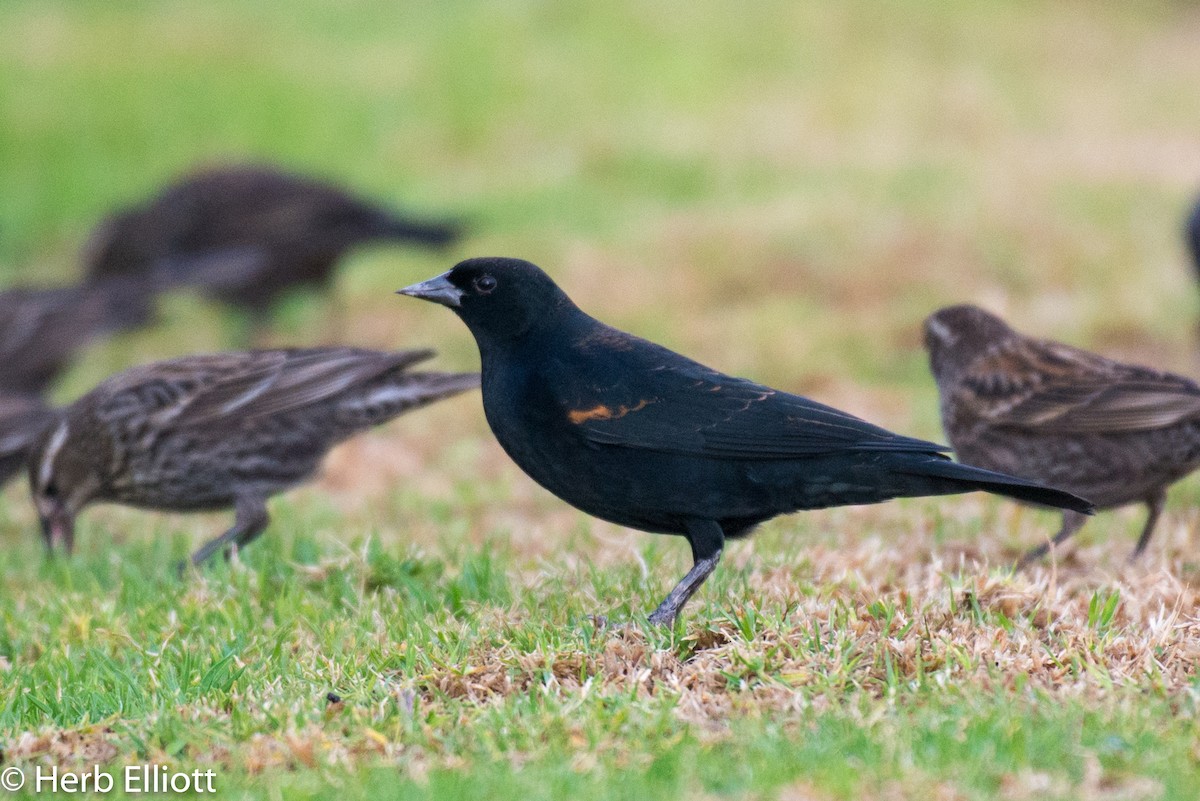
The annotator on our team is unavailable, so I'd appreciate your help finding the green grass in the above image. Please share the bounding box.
[3,513,1198,800]
[3,1,1200,798]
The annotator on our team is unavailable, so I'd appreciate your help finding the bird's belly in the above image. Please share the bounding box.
[502,445,745,533]
[488,417,883,534]
[109,432,323,512]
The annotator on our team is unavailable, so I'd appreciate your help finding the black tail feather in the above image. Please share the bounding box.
[900,456,1094,514]
[369,210,464,248]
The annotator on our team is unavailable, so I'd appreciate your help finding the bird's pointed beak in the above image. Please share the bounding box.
[397,272,462,308]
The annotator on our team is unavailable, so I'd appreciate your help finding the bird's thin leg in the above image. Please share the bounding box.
[1018,510,1088,568]
[187,496,270,568]
[1129,491,1166,562]
[647,520,725,626]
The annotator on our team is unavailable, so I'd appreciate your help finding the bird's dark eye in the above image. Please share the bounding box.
[473,275,497,294]
[43,481,58,500]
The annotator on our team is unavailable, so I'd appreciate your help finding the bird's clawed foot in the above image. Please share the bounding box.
[588,610,678,631]
[646,605,680,627]
[588,614,641,633]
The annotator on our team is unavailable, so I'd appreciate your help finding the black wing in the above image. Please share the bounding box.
[554,330,945,460]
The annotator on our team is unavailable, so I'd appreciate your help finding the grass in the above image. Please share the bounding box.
[2,1,1200,798]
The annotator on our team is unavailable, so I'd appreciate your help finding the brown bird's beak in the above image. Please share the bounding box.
[397,272,462,308]
[38,505,75,555]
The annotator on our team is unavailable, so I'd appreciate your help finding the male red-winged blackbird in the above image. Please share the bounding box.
[0,278,157,395]
[84,165,464,326]
[924,304,1200,565]
[399,257,1093,625]
[0,393,57,486]
[28,347,478,566]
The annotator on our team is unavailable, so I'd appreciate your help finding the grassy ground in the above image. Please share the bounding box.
[2,1,1200,798]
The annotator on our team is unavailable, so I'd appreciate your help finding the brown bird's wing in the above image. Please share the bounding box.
[557,334,945,459]
[96,348,435,429]
[177,348,436,425]
[956,339,1200,433]
[149,248,275,295]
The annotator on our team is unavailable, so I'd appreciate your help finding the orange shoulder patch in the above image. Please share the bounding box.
[568,404,613,424]
[567,399,653,425]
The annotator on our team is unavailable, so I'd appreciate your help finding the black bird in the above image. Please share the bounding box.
[0,393,58,486]
[0,278,157,394]
[925,304,1200,565]
[83,165,463,327]
[28,347,479,565]
[399,257,1093,625]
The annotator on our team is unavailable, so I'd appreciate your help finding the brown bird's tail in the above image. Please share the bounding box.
[898,456,1094,514]
[0,396,59,486]
[393,371,482,404]
[330,367,481,432]
[364,209,464,248]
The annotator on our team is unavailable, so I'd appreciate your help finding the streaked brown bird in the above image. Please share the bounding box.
[83,164,464,326]
[0,278,157,395]
[924,304,1200,565]
[0,393,58,486]
[27,347,479,566]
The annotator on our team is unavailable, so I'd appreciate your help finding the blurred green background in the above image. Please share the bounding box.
[4,0,1198,427]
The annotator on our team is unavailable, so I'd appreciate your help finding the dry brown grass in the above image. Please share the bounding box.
[408,526,1200,715]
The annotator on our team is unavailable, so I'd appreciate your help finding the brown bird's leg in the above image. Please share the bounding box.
[1129,491,1166,562]
[647,520,725,626]
[1018,510,1089,568]
[188,496,270,568]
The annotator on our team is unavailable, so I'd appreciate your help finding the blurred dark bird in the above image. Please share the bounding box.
[924,304,1200,565]
[0,277,157,395]
[0,393,58,486]
[399,257,1092,625]
[1187,194,1200,285]
[28,347,479,565]
[83,165,464,327]
[0,251,289,394]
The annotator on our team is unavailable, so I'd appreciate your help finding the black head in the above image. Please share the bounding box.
[923,304,1018,386]
[398,257,578,345]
